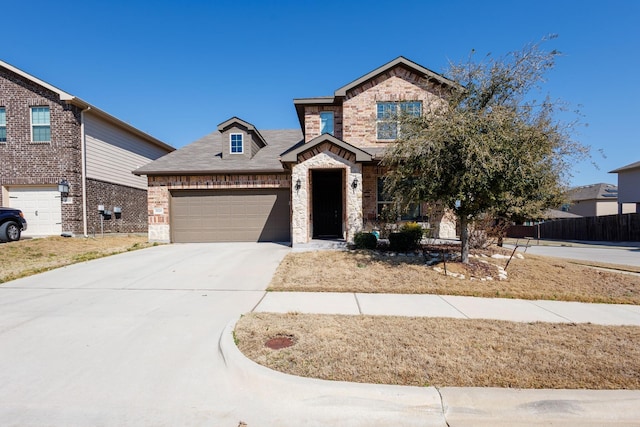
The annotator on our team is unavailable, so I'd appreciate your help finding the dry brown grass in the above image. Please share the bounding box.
[0,235,154,283]
[268,250,640,304]
[235,312,640,389]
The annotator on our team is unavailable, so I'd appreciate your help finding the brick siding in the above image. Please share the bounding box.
[146,174,291,242]
[0,66,84,231]
[85,179,149,234]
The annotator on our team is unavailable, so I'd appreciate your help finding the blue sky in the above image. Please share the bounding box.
[3,0,638,187]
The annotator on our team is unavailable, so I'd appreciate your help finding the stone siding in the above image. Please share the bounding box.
[146,174,290,242]
[291,150,362,244]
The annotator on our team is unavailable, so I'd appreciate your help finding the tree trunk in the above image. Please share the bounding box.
[460,215,470,264]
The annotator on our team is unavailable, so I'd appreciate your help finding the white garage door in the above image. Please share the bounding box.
[8,187,62,236]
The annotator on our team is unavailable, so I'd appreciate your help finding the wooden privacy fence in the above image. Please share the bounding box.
[511,213,640,241]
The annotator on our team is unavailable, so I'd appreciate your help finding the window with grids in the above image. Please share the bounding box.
[230,133,243,154]
[376,101,422,140]
[0,108,6,142]
[377,177,422,220]
[320,111,334,135]
[31,106,50,142]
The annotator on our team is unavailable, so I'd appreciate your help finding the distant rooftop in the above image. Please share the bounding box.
[568,183,618,201]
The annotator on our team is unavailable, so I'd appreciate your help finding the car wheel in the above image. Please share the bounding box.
[0,221,21,242]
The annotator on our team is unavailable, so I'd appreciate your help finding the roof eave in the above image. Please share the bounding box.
[334,56,460,96]
[134,168,288,176]
[1,59,175,153]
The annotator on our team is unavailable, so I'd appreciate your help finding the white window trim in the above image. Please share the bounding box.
[30,106,51,143]
[230,133,244,154]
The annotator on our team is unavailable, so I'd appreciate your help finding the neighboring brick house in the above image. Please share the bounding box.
[0,60,174,237]
[135,57,457,244]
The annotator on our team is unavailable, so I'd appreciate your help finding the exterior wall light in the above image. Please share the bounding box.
[295,178,302,192]
[351,178,358,189]
[58,179,70,196]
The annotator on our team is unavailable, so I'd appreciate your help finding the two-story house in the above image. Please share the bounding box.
[610,161,640,214]
[135,57,457,244]
[0,60,174,237]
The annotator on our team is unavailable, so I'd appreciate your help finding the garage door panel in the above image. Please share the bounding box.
[8,187,62,236]
[170,189,290,243]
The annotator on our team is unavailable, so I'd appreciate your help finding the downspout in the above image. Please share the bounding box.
[80,107,91,237]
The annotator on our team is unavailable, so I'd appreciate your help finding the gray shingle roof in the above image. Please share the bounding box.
[568,183,618,201]
[134,129,303,175]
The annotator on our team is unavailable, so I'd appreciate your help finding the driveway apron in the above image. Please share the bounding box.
[0,243,289,426]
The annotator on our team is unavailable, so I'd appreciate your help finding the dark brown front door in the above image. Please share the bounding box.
[312,169,343,238]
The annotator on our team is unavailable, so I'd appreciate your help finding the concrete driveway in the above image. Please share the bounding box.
[3,242,639,426]
[0,243,291,426]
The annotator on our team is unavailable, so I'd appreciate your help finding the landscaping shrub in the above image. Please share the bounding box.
[400,222,424,249]
[389,232,413,252]
[388,223,424,252]
[354,232,378,250]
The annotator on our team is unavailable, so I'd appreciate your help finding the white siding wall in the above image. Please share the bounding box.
[84,113,169,190]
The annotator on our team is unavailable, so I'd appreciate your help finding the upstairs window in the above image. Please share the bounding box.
[230,133,243,154]
[0,108,6,142]
[376,101,422,140]
[31,106,50,142]
[320,111,334,135]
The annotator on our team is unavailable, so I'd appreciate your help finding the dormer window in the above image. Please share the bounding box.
[320,111,334,135]
[230,133,243,154]
[376,101,422,140]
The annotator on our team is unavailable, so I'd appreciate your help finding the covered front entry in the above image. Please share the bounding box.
[282,134,371,245]
[170,189,290,243]
[312,169,343,238]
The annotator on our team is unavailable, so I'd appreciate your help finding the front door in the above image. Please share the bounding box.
[312,169,343,238]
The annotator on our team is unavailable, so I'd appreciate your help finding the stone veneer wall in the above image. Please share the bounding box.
[146,174,290,242]
[291,150,362,244]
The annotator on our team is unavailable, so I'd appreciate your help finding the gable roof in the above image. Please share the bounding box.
[568,183,618,201]
[610,160,640,173]
[334,56,459,97]
[134,129,302,175]
[217,116,267,147]
[0,59,174,152]
[293,56,459,130]
[281,134,373,163]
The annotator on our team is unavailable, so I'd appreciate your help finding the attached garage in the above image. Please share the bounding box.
[170,189,290,243]
[7,186,62,236]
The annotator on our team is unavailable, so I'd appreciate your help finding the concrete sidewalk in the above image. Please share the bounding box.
[253,292,640,326]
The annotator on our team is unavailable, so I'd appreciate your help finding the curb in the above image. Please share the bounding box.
[219,318,446,427]
[221,318,640,426]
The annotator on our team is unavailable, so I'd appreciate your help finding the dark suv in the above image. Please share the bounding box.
[0,207,28,242]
